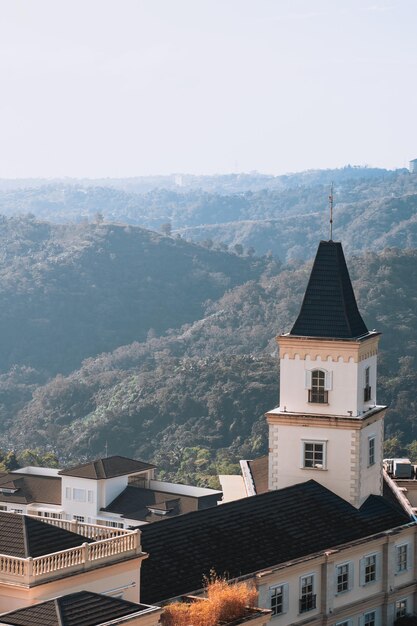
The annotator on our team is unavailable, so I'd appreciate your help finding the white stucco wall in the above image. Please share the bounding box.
[279,353,378,417]
[268,422,357,504]
[359,419,384,506]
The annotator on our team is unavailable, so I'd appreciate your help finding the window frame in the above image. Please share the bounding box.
[307,369,329,404]
[360,553,381,586]
[364,611,376,626]
[269,582,289,617]
[395,599,408,619]
[335,561,353,595]
[395,543,410,574]
[299,573,317,614]
[302,440,327,470]
[364,366,371,402]
[368,436,376,467]
[72,488,86,502]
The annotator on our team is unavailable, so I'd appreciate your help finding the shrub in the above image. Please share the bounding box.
[161,578,258,626]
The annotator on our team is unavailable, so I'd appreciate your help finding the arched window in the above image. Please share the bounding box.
[308,369,328,404]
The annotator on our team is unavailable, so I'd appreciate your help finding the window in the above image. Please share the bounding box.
[0,505,7,511]
[73,515,85,523]
[308,370,328,404]
[299,574,316,613]
[396,544,409,573]
[73,488,86,502]
[396,599,407,618]
[65,487,71,500]
[13,509,23,514]
[364,611,376,626]
[270,583,288,616]
[336,562,353,594]
[360,553,381,585]
[368,437,375,467]
[88,490,94,503]
[364,367,371,402]
[336,621,352,626]
[303,441,326,469]
[105,520,124,529]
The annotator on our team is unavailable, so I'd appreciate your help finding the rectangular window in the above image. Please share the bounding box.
[299,575,316,613]
[105,520,124,528]
[396,600,407,618]
[368,437,375,467]
[270,584,288,616]
[364,611,376,626]
[13,509,23,514]
[87,490,94,503]
[396,544,408,573]
[73,488,86,502]
[73,515,85,523]
[0,505,7,511]
[308,370,328,403]
[364,367,371,402]
[303,441,326,469]
[336,563,350,593]
[65,487,71,500]
[362,554,377,584]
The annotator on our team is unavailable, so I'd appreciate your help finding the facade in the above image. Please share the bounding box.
[0,456,221,528]
[409,158,417,173]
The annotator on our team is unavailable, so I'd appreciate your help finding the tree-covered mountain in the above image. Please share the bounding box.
[0,216,268,374]
[1,167,417,261]
[1,241,416,486]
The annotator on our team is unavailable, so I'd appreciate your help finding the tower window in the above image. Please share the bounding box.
[303,441,326,469]
[308,370,328,404]
[368,437,375,467]
[364,366,371,402]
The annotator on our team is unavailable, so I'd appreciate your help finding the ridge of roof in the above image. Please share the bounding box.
[58,455,155,480]
[290,240,369,339]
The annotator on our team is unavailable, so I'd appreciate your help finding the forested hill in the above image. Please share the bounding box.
[1,167,417,261]
[0,216,270,374]
[1,245,416,485]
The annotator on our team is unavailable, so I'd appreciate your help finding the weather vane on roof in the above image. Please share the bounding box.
[329,182,334,241]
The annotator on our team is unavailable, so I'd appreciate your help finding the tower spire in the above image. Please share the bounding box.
[329,182,334,241]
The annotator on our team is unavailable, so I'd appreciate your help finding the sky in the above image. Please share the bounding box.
[0,0,416,178]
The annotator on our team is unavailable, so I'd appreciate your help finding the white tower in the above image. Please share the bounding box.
[266,241,386,507]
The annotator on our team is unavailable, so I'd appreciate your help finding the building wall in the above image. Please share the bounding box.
[61,476,99,522]
[358,419,384,506]
[0,556,142,613]
[269,421,359,505]
[256,526,416,626]
[279,353,378,418]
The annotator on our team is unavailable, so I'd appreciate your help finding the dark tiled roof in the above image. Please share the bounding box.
[0,473,61,505]
[247,456,269,495]
[290,240,369,339]
[59,456,155,480]
[0,511,92,558]
[0,591,151,626]
[103,485,219,523]
[140,480,410,604]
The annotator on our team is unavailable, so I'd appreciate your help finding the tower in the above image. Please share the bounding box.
[266,240,386,507]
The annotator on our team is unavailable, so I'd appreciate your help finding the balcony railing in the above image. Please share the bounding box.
[299,594,316,613]
[0,528,143,586]
[26,515,128,539]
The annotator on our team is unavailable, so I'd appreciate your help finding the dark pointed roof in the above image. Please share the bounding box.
[290,240,369,339]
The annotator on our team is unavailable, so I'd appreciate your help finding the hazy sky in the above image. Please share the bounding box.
[0,0,416,178]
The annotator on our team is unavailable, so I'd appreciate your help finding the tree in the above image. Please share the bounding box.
[233,244,243,256]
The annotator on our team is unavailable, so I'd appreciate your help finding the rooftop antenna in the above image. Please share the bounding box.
[329,182,334,241]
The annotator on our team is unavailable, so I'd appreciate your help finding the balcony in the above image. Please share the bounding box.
[299,594,316,613]
[0,519,144,587]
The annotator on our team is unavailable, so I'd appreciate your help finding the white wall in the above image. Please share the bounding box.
[279,353,378,417]
[61,476,99,522]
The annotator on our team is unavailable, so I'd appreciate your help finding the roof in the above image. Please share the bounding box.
[0,591,153,626]
[59,456,155,480]
[103,484,220,523]
[0,511,92,558]
[247,456,269,495]
[140,479,411,604]
[0,472,61,505]
[290,240,369,339]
